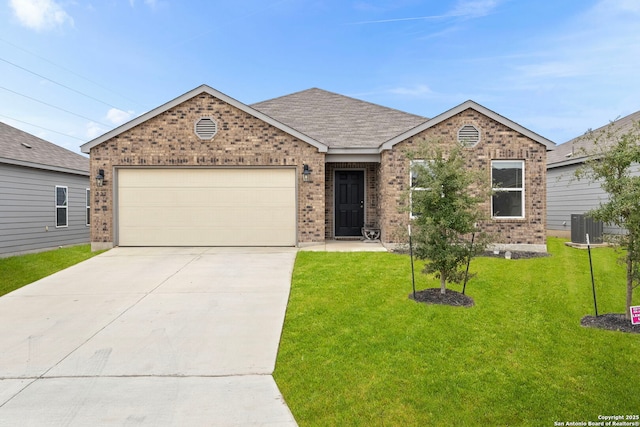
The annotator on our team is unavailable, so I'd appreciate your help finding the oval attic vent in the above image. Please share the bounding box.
[458,125,480,147]
[195,117,218,140]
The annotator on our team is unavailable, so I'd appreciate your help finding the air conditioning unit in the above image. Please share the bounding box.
[571,214,603,244]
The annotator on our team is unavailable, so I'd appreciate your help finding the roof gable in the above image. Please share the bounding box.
[381,100,556,151]
[81,85,329,154]
[252,88,427,149]
[0,122,88,174]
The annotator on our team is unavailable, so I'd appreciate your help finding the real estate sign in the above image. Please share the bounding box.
[631,306,640,325]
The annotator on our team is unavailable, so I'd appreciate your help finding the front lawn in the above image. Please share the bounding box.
[274,238,640,426]
[0,245,104,296]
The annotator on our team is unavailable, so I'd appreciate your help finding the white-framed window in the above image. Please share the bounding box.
[86,188,90,226]
[491,160,524,218]
[410,160,431,218]
[55,186,68,227]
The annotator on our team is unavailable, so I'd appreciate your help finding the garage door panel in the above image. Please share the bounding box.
[119,206,295,227]
[119,226,293,246]
[117,169,296,246]
[119,188,295,208]
[119,169,294,188]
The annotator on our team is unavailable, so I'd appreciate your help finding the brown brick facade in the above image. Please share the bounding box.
[89,93,325,247]
[378,108,547,248]
[86,89,548,251]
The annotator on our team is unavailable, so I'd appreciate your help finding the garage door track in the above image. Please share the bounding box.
[0,247,298,426]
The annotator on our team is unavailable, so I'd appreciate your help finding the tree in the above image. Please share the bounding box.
[407,141,490,294]
[576,120,640,320]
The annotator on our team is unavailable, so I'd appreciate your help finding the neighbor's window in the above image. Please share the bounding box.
[55,186,68,227]
[410,160,430,218]
[491,160,524,218]
[86,188,90,226]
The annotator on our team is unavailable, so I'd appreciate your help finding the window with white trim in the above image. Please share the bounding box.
[86,188,90,226]
[410,160,431,218]
[491,160,524,218]
[55,186,68,227]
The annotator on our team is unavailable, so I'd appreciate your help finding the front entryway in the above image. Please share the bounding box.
[335,170,364,237]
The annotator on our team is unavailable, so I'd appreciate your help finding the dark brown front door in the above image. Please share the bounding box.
[335,171,364,237]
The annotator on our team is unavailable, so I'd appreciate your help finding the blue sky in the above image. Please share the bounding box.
[1,0,639,155]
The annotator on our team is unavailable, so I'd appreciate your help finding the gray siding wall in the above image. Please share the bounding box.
[0,163,90,257]
[547,163,640,235]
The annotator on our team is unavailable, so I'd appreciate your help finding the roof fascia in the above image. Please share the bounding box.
[81,85,328,154]
[327,147,380,155]
[547,156,589,169]
[325,153,381,163]
[0,157,90,176]
[380,100,556,152]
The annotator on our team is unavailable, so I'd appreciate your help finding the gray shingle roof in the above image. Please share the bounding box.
[0,122,89,174]
[251,88,428,148]
[547,110,640,167]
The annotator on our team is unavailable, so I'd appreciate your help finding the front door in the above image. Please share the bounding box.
[335,171,364,237]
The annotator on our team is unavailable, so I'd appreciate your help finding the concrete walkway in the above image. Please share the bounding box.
[0,247,298,426]
[300,240,388,252]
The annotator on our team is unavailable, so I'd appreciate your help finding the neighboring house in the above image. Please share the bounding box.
[0,122,90,257]
[547,110,640,239]
[81,85,554,252]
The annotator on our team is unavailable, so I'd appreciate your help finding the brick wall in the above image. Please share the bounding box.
[379,108,547,248]
[89,92,325,247]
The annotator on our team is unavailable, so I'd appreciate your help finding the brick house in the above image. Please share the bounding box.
[81,85,554,252]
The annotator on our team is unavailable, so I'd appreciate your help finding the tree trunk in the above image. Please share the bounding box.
[626,255,633,320]
[440,271,446,295]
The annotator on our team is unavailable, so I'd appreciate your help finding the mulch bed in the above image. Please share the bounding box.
[409,288,475,307]
[581,313,640,334]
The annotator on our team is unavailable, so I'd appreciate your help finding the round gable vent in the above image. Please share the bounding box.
[458,124,480,147]
[195,117,218,140]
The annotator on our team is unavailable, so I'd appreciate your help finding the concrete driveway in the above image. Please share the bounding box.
[0,247,298,426]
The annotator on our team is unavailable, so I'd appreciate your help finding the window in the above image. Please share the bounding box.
[410,160,431,218]
[86,188,90,226]
[55,186,68,227]
[491,160,524,218]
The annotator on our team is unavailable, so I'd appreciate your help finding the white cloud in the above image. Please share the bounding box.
[350,0,502,24]
[389,84,433,97]
[129,0,160,9]
[106,108,134,125]
[9,0,74,31]
[86,122,104,140]
[449,0,500,18]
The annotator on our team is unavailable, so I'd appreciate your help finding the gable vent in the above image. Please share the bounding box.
[458,125,480,147]
[195,117,218,140]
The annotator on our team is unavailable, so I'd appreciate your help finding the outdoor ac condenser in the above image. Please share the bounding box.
[571,214,603,244]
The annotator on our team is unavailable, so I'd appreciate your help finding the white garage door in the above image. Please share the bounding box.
[117,168,296,246]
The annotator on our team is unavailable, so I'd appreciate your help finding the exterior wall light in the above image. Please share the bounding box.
[96,169,105,187]
[302,164,312,182]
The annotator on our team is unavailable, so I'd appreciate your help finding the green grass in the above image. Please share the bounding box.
[0,244,104,296]
[274,238,640,426]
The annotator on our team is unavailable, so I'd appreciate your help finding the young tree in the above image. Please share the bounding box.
[576,120,640,320]
[407,141,490,294]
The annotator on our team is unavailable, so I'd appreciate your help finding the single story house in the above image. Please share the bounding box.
[0,122,90,257]
[81,85,554,252]
[547,110,640,239]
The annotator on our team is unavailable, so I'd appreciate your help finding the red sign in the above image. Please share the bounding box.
[631,306,640,325]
